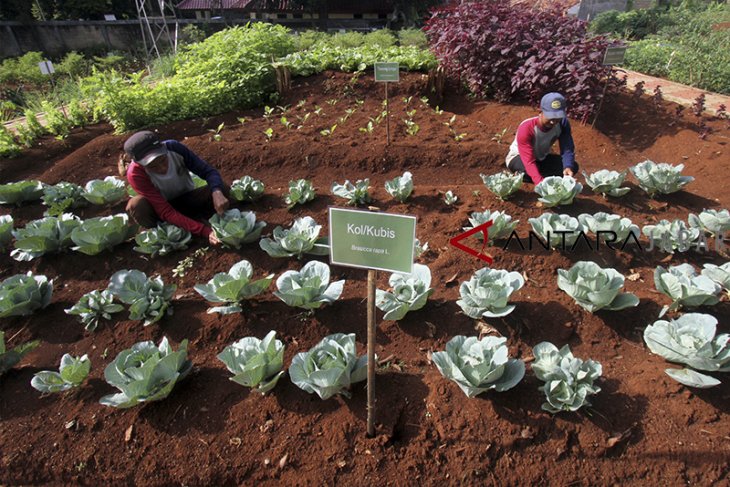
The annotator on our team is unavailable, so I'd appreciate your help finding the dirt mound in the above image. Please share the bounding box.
[0,71,728,485]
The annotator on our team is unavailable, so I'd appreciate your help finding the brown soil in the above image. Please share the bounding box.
[1,72,729,486]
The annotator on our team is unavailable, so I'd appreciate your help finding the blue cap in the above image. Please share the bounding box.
[540,93,567,119]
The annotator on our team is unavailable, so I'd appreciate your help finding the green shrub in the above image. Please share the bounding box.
[330,31,365,49]
[398,28,428,48]
[83,24,296,132]
[0,126,20,158]
[0,100,17,122]
[590,8,667,40]
[294,30,328,50]
[364,29,397,48]
[40,101,71,136]
[0,51,47,85]
[148,53,178,80]
[624,39,672,78]
[15,109,45,147]
[93,53,126,70]
[66,98,89,127]
[56,51,88,77]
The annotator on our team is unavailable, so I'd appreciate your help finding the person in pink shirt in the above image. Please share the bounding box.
[122,131,230,246]
[504,92,579,185]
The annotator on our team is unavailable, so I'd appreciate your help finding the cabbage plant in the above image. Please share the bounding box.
[65,289,124,331]
[273,261,344,310]
[642,219,699,253]
[443,190,458,205]
[133,223,191,257]
[480,171,523,200]
[284,179,316,209]
[702,262,730,296]
[463,210,518,243]
[289,333,368,400]
[578,212,639,243]
[331,179,372,206]
[217,330,285,394]
[688,209,730,237]
[0,214,14,249]
[208,209,265,249]
[0,331,39,376]
[0,180,45,206]
[0,272,53,318]
[376,263,433,321]
[42,182,87,209]
[578,211,641,243]
[259,216,329,258]
[108,270,176,326]
[557,261,639,313]
[194,260,273,314]
[534,176,582,207]
[531,342,602,413]
[82,176,126,205]
[432,335,525,397]
[100,337,192,408]
[230,175,265,202]
[644,313,730,388]
[528,213,586,249]
[11,214,82,261]
[457,267,524,318]
[629,160,694,197]
[70,214,136,255]
[582,169,630,198]
[209,209,265,250]
[385,171,413,203]
[31,354,90,393]
[654,264,721,316]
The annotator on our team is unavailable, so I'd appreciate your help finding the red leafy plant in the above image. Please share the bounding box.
[424,0,624,121]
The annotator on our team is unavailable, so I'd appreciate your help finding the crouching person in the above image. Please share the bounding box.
[122,130,229,245]
[505,92,579,185]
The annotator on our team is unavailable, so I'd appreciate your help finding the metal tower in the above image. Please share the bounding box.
[136,0,179,64]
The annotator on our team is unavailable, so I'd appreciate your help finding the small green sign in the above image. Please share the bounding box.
[374,62,400,82]
[603,46,627,66]
[329,207,416,274]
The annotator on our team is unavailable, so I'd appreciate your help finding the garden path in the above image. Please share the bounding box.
[620,68,729,115]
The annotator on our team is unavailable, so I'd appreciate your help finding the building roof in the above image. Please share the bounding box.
[176,0,253,10]
[177,0,394,13]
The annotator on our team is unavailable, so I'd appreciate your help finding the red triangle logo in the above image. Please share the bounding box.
[449,220,494,264]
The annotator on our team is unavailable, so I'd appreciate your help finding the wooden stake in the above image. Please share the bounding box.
[366,268,377,437]
[385,82,390,145]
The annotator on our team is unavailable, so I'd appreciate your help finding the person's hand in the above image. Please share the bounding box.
[208,230,221,246]
[212,189,229,215]
[117,153,130,178]
[563,167,575,177]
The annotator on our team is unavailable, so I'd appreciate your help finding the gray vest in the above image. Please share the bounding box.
[146,150,195,201]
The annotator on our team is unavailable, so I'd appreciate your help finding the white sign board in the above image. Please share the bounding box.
[104,14,117,21]
[39,61,55,75]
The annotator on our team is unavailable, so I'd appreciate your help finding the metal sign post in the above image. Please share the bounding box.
[39,61,67,118]
[329,207,416,437]
[591,45,628,128]
[374,62,399,145]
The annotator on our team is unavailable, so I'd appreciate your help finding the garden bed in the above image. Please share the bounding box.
[0,71,729,485]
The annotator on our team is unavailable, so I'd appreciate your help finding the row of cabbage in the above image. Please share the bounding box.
[483,159,694,203]
[0,158,702,214]
[0,327,599,413]
[4,303,726,412]
[2,246,729,387]
[2,202,726,264]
